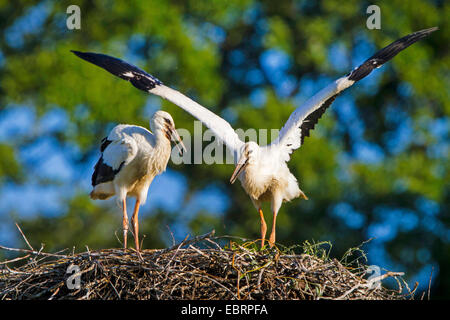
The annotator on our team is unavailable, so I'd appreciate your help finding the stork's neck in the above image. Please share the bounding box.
[147,130,171,174]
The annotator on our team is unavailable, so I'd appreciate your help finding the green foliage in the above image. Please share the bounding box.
[301,240,333,261]
[0,144,23,183]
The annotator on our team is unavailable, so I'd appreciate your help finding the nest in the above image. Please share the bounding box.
[0,230,417,300]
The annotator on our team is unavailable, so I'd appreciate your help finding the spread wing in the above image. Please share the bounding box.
[92,129,138,186]
[269,27,438,162]
[72,50,245,161]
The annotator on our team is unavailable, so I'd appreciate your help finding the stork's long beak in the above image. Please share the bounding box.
[230,157,249,184]
[169,126,186,156]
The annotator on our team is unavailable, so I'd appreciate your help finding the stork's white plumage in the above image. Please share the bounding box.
[73,27,437,247]
[90,111,185,251]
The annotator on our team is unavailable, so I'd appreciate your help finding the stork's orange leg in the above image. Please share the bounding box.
[269,210,278,247]
[122,199,129,249]
[258,208,267,248]
[131,199,141,251]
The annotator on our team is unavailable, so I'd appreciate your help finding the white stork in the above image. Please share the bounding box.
[72,27,437,248]
[88,111,186,251]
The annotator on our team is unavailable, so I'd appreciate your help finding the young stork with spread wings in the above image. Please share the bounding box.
[73,27,437,248]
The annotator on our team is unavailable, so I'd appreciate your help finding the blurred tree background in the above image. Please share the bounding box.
[0,0,448,298]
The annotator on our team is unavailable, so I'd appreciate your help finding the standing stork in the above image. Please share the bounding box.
[73,27,437,248]
[89,111,186,251]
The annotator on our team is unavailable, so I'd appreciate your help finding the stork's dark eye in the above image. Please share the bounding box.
[164,118,171,125]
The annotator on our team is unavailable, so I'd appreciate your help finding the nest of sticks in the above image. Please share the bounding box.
[0,230,418,300]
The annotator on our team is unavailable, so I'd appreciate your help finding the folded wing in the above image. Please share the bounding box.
[92,134,137,186]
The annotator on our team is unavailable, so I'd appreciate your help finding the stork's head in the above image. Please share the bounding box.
[230,141,259,184]
[151,111,186,155]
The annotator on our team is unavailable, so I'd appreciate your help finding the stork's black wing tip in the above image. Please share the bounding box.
[71,50,87,58]
[71,50,108,65]
[347,27,438,81]
[71,50,107,69]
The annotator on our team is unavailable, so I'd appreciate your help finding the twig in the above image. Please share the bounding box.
[15,223,34,251]
[0,245,69,258]
[427,267,433,300]
[166,225,176,247]
[365,271,405,287]
[157,230,216,255]
[0,254,31,265]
